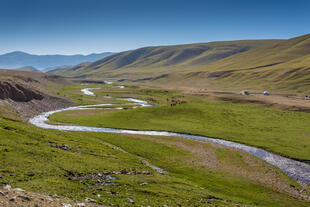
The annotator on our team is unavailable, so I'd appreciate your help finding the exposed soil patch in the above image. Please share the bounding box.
[0,96,72,120]
[0,81,43,102]
[0,72,74,120]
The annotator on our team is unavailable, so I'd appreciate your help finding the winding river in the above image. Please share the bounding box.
[29,88,310,184]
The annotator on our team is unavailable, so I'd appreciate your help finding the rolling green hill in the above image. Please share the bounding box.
[175,33,310,93]
[50,33,310,94]
[50,40,281,80]
[128,33,310,94]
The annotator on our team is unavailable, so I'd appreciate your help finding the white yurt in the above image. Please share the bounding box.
[263,91,269,96]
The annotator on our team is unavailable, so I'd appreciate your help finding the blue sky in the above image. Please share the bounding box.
[0,0,309,55]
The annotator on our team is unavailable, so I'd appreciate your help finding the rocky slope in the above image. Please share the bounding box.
[0,81,43,102]
[0,70,73,119]
[0,185,104,207]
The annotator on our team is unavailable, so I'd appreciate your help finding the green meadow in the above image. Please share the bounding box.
[51,85,310,163]
[0,105,309,206]
[0,83,309,206]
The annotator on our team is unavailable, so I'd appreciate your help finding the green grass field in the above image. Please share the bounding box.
[1,83,310,206]
[51,85,310,163]
[0,104,310,206]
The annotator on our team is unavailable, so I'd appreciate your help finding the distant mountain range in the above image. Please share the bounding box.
[0,51,113,71]
[15,66,41,73]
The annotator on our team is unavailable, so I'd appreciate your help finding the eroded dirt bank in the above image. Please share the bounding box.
[0,71,74,119]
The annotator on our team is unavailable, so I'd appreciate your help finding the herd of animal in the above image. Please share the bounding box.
[166,98,187,107]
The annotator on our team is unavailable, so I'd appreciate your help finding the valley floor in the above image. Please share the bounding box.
[185,89,310,113]
[0,82,310,206]
[51,84,310,162]
[135,84,310,113]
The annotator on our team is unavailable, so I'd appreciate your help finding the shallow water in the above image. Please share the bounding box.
[29,88,310,184]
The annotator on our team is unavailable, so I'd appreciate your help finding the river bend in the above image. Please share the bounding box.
[29,88,310,184]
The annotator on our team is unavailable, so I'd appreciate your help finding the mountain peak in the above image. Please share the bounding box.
[5,51,29,55]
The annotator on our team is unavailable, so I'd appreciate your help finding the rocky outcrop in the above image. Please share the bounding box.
[0,81,43,102]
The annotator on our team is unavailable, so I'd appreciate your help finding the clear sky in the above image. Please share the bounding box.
[0,0,309,55]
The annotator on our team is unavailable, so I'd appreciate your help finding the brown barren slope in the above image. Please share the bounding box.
[0,70,73,119]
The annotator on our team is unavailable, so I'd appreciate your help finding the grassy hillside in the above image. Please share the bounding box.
[50,40,281,80]
[175,33,310,93]
[194,34,310,71]
[50,34,310,94]
[136,34,310,94]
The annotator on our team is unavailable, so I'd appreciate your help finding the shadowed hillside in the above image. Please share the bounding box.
[50,40,281,79]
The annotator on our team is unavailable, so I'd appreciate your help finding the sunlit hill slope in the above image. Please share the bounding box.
[50,40,280,80]
[51,34,310,94]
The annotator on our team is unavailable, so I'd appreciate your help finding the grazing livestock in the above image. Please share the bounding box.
[170,99,187,107]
